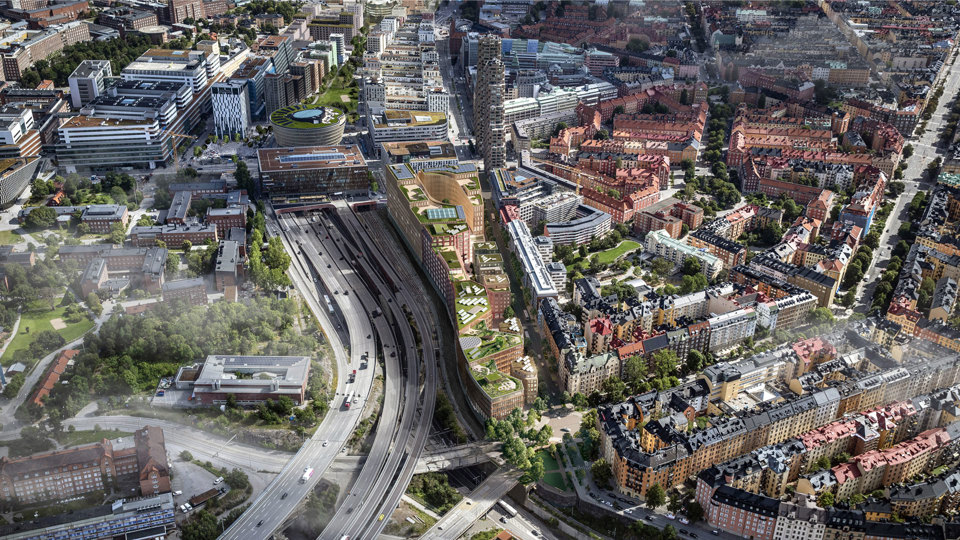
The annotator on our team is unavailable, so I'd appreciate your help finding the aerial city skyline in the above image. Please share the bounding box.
[0,1,958,540]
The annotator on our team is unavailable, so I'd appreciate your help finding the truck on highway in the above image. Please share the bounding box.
[499,500,518,518]
[344,391,353,409]
[300,467,314,483]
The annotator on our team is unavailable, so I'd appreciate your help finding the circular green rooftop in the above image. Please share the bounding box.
[270,103,346,147]
[270,103,344,129]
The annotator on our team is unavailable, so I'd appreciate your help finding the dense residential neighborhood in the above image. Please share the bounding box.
[0,1,958,539]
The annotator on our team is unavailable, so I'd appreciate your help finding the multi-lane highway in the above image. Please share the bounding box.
[309,206,439,539]
[219,206,378,539]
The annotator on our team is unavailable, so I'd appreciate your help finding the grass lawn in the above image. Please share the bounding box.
[542,471,569,491]
[0,230,22,245]
[594,240,641,264]
[1,305,95,366]
[57,429,132,448]
[314,86,358,113]
[537,449,561,472]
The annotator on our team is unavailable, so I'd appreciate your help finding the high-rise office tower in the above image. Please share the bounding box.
[474,34,505,171]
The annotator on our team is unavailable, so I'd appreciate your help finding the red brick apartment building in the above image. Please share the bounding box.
[0,426,170,504]
[162,277,207,306]
[634,197,704,238]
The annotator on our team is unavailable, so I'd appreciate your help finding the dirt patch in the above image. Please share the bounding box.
[339,94,351,103]
[49,318,66,330]
[384,500,436,537]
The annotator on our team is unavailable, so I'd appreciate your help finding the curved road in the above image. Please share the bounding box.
[219,205,377,539]
[312,206,438,540]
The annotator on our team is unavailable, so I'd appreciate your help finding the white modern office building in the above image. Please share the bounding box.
[120,49,219,93]
[368,110,448,149]
[212,80,251,139]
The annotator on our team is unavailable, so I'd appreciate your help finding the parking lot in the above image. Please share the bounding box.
[150,377,196,408]
[169,460,221,516]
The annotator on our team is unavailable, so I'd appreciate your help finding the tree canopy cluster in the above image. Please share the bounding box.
[22,297,316,426]
[21,36,152,88]
[407,473,463,513]
[485,407,552,482]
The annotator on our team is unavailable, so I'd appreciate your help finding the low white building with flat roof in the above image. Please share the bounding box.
[506,219,558,307]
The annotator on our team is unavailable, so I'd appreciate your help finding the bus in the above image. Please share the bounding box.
[498,500,518,518]
[344,392,353,409]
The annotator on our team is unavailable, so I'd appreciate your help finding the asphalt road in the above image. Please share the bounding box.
[296,211,409,539]
[313,206,439,540]
[420,468,523,540]
[856,51,960,307]
[219,206,377,539]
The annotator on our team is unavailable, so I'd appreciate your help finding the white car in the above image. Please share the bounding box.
[173,490,183,496]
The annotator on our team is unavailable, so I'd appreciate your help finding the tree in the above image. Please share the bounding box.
[679,89,689,105]
[646,483,666,508]
[651,257,673,278]
[86,292,103,317]
[623,355,648,390]
[181,510,218,540]
[503,305,515,319]
[602,376,627,402]
[679,273,708,294]
[686,350,705,374]
[818,491,835,508]
[179,450,194,461]
[591,458,613,487]
[808,307,835,325]
[2,372,24,398]
[108,222,126,245]
[25,207,57,229]
[532,396,548,412]
[166,252,179,276]
[687,501,705,522]
[182,240,193,253]
[681,257,702,276]
[652,350,678,378]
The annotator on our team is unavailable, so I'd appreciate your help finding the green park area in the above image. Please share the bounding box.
[594,240,641,264]
[1,303,95,366]
[536,449,570,491]
[542,471,569,491]
[0,230,22,245]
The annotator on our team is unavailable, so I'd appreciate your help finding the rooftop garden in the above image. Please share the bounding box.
[455,279,490,329]
[415,204,459,224]
[403,185,427,202]
[270,103,345,129]
[471,360,522,399]
[462,328,522,364]
[429,221,468,237]
[437,248,460,267]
